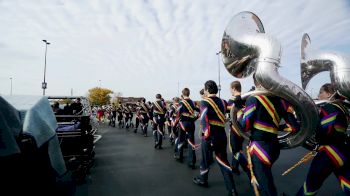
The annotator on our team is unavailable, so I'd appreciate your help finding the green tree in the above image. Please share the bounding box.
[88,87,113,106]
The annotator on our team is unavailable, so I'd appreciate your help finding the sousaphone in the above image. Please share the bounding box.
[301,33,350,149]
[222,11,319,149]
[301,33,350,99]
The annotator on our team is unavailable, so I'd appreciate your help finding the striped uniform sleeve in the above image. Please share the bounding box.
[194,101,200,112]
[227,98,234,113]
[279,99,300,133]
[200,100,210,139]
[169,106,175,121]
[173,103,183,127]
[238,96,257,132]
[315,104,338,143]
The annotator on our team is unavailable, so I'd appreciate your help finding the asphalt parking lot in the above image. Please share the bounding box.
[75,122,344,196]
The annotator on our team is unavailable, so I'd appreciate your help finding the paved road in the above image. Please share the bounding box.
[75,122,344,196]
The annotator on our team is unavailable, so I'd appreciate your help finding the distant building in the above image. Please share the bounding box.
[119,97,144,104]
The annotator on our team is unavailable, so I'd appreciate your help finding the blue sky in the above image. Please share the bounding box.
[1,0,350,101]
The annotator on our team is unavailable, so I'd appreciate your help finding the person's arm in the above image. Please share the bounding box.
[238,96,257,132]
[315,104,334,144]
[279,99,300,133]
[200,100,210,139]
[227,99,234,113]
[169,106,175,121]
[193,101,200,112]
[173,103,183,127]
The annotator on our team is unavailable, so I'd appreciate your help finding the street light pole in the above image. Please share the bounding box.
[10,77,12,96]
[177,81,179,96]
[216,51,221,97]
[42,40,50,95]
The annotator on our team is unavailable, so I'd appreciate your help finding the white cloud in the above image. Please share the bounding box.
[0,0,349,101]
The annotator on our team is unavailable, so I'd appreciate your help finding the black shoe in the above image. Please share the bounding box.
[192,177,208,187]
[173,154,183,163]
[154,142,159,148]
[134,129,137,133]
[228,190,238,196]
[158,146,163,149]
[188,164,196,170]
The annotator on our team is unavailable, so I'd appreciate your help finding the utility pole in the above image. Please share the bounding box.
[10,77,13,95]
[216,51,222,97]
[42,40,50,95]
[177,81,179,96]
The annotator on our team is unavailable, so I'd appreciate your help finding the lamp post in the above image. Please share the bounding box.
[177,81,179,96]
[42,39,50,95]
[10,77,12,96]
[216,51,221,97]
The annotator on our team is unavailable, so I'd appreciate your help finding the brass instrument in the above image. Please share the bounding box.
[301,33,350,99]
[301,33,350,149]
[282,33,350,175]
[222,11,318,149]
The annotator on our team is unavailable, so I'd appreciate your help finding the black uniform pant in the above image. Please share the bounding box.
[185,122,196,166]
[296,145,350,196]
[174,121,196,163]
[130,114,134,127]
[199,129,237,193]
[140,114,149,135]
[135,116,139,129]
[249,140,280,196]
[166,120,172,135]
[174,126,186,160]
[110,115,116,127]
[171,121,178,138]
[229,129,249,174]
[117,114,123,127]
[124,116,130,128]
[153,115,165,147]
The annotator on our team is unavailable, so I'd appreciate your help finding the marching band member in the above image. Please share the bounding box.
[134,102,141,133]
[148,101,154,129]
[237,75,300,196]
[169,97,180,145]
[129,105,134,128]
[173,88,199,168]
[153,94,166,149]
[110,106,117,127]
[165,103,172,137]
[139,98,150,137]
[117,103,123,128]
[193,80,238,196]
[227,81,249,177]
[123,104,131,129]
[297,83,350,196]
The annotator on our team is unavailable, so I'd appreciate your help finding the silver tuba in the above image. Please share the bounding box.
[301,33,350,100]
[222,11,319,149]
[300,33,350,150]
